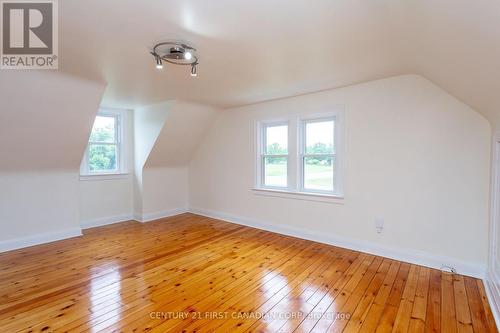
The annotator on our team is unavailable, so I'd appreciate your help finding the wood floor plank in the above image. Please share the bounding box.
[407,266,430,333]
[475,278,499,333]
[273,251,360,333]
[340,258,393,333]
[94,237,322,332]
[24,230,289,332]
[289,253,369,333]
[463,276,491,333]
[441,272,458,333]
[453,275,473,333]
[66,231,302,332]
[210,248,340,333]
[391,264,420,333]
[195,244,336,333]
[425,269,442,333]
[1,227,252,330]
[374,262,411,333]
[311,255,382,332]
[215,249,342,333]
[0,213,496,333]
[114,238,325,332]
[357,261,401,333]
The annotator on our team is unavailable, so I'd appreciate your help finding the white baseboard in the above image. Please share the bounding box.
[0,227,82,253]
[189,207,486,279]
[81,214,134,229]
[135,208,188,223]
[485,269,500,328]
[0,209,188,252]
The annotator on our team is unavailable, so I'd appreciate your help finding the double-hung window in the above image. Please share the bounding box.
[260,123,289,188]
[256,111,343,198]
[300,118,336,193]
[80,109,127,176]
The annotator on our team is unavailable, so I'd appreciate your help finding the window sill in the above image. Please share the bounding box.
[79,173,130,181]
[252,188,344,204]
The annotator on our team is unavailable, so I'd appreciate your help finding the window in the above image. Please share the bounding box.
[301,118,335,193]
[261,123,288,188]
[256,111,343,198]
[80,109,128,176]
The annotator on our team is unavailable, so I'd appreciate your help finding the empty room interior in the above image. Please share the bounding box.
[1,0,500,332]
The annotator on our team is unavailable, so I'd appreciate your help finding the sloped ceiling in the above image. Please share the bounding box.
[403,0,500,128]
[133,100,217,170]
[133,101,173,172]
[58,0,500,126]
[0,71,105,171]
[144,101,218,168]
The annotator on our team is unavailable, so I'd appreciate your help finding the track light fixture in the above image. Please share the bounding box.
[155,55,163,69]
[150,41,198,76]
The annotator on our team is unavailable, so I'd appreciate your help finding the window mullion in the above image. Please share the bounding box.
[262,154,288,158]
[88,141,117,145]
[303,153,334,157]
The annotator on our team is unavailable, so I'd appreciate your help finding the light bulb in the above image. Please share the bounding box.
[184,51,192,60]
[155,56,163,69]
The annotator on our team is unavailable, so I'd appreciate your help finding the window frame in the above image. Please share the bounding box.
[255,109,344,200]
[257,120,290,190]
[299,116,338,195]
[80,108,128,178]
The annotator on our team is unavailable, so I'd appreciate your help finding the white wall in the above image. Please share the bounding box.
[189,75,491,276]
[0,71,104,250]
[133,101,218,220]
[79,177,134,227]
[132,101,172,219]
[0,171,81,250]
[141,167,189,220]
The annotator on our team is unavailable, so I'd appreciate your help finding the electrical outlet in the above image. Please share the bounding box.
[375,218,384,234]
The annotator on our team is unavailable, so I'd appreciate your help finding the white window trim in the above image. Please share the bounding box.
[298,114,344,196]
[254,109,345,202]
[256,120,290,190]
[80,108,129,179]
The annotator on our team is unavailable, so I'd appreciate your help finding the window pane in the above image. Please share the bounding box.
[89,116,116,143]
[304,156,334,191]
[265,125,288,154]
[89,144,117,172]
[305,120,334,154]
[264,156,287,187]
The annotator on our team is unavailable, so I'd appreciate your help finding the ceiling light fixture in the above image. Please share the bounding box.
[150,41,198,76]
[155,55,163,69]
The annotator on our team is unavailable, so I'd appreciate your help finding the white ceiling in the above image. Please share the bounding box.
[59,0,500,126]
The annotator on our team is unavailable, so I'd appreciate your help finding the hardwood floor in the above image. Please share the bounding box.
[0,213,497,333]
